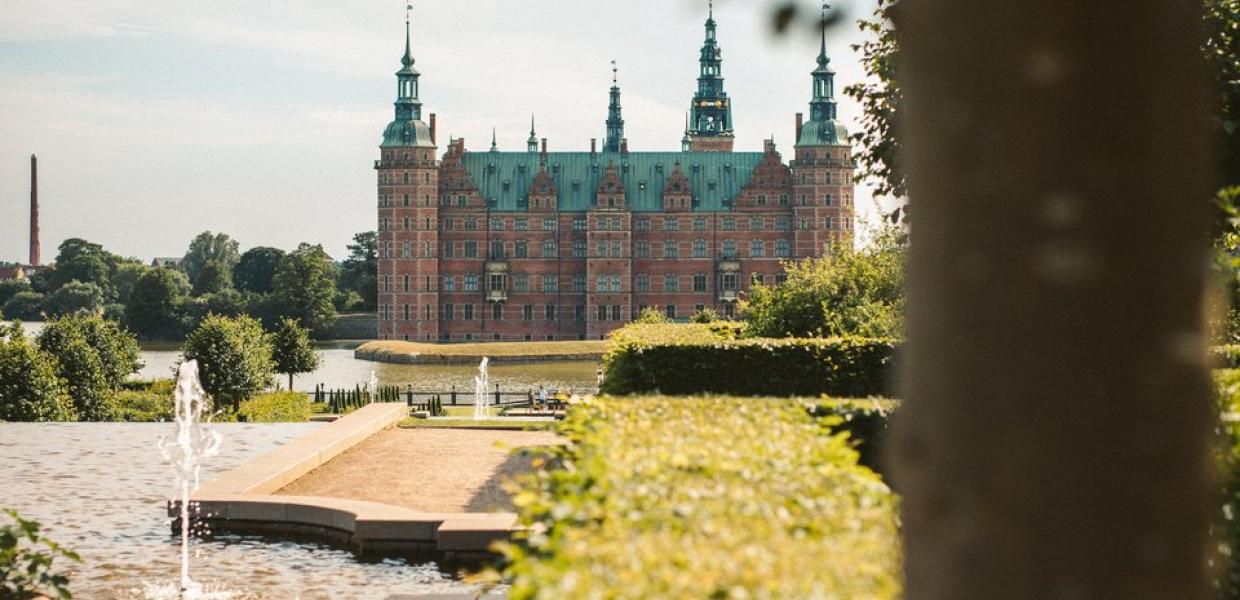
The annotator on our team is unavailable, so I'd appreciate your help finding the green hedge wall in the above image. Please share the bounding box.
[601,323,898,397]
[499,396,901,599]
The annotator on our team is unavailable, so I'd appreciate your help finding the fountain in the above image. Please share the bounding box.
[370,370,379,403]
[153,360,227,600]
[473,357,490,420]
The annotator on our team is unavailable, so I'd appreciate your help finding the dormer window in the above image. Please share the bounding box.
[502,180,511,192]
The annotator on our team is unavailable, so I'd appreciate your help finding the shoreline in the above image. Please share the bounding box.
[354,339,606,365]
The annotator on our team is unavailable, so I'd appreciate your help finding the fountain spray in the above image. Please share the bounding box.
[158,360,222,598]
[473,357,490,421]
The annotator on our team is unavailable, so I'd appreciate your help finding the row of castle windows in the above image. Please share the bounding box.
[378,302,753,328]
[378,236,797,261]
[378,266,786,296]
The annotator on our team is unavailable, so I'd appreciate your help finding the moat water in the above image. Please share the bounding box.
[8,321,599,394]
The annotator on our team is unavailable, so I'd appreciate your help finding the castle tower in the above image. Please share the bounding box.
[527,115,539,153]
[376,7,440,341]
[604,61,625,153]
[686,0,735,152]
[29,154,40,267]
[791,5,854,257]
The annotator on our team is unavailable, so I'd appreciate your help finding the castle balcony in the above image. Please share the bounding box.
[374,159,442,170]
[788,158,856,169]
[717,259,741,303]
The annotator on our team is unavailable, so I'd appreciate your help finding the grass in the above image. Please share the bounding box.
[397,417,556,430]
[355,339,607,363]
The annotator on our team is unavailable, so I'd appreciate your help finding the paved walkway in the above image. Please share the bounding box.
[276,427,561,513]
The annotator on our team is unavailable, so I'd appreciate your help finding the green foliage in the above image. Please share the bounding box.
[0,324,74,422]
[233,247,286,295]
[45,281,104,317]
[743,227,906,338]
[182,314,274,411]
[109,263,150,306]
[200,289,249,318]
[237,391,311,422]
[111,379,175,422]
[633,306,671,324]
[0,292,45,322]
[271,244,338,338]
[689,307,721,323]
[0,509,80,600]
[1215,368,1240,597]
[1207,0,1240,187]
[601,323,896,398]
[498,396,900,599]
[44,238,121,300]
[183,231,240,288]
[270,318,319,390]
[843,0,904,204]
[339,232,378,312]
[125,268,190,340]
[809,399,898,475]
[0,279,32,308]
[36,315,141,421]
[192,260,233,296]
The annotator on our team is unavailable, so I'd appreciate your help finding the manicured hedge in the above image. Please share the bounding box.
[237,391,311,422]
[1217,368,1240,598]
[601,323,898,397]
[499,396,901,599]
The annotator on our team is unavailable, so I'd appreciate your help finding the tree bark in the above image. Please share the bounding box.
[892,2,1217,599]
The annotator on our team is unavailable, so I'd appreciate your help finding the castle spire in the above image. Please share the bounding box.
[604,60,625,153]
[682,113,692,151]
[381,3,433,148]
[528,114,538,152]
[491,126,498,152]
[686,0,734,150]
[797,2,846,147]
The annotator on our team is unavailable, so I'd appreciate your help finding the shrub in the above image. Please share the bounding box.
[182,314,274,411]
[237,391,311,422]
[633,306,671,324]
[741,226,906,339]
[1218,345,1240,369]
[689,307,721,323]
[36,315,141,421]
[499,396,901,599]
[111,389,174,422]
[601,323,897,397]
[45,280,104,317]
[1,292,45,322]
[0,509,79,600]
[0,324,74,422]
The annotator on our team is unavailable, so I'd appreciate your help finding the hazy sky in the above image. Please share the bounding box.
[0,0,887,263]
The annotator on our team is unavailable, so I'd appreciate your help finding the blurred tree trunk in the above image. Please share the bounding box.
[892,2,1217,599]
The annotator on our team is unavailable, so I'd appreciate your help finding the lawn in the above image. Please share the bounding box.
[355,339,607,364]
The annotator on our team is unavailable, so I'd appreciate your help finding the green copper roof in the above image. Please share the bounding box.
[797,121,849,146]
[462,151,765,212]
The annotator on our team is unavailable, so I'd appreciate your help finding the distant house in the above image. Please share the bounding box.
[151,257,183,268]
[0,265,27,281]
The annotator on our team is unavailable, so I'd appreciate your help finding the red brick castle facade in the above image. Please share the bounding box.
[376,7,855,341]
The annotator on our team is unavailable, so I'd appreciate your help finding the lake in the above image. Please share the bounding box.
[6,321,600,395]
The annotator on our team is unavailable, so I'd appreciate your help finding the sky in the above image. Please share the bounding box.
[0,0,889,264]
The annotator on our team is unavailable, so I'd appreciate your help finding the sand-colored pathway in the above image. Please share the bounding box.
[276,427,562,513]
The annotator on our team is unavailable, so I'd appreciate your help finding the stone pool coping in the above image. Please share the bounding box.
[173,403,521,565]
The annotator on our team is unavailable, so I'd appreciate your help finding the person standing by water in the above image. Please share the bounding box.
[538,385,548,411]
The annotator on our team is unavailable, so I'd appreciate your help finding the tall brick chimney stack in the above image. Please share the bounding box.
[29,154,40,267]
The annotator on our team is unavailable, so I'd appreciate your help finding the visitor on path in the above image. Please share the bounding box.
[538,385,548,411]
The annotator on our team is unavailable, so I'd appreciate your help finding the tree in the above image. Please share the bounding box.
[271,244,338,338]
[270,318,320,391]
[110,263,150,305]
[183,231,240,287]
[233,246,286,295]
[125,268,189,340]
[339,232,378,312]
[36,314,141,390]
[43,238,121,299]
[1207,0,1240,188]
[46,335,112,421]
[843,0,905,204]
[742,226,906,339]
[1,292,45,321]
[181,314,274,412]
[0,279,31,308]
[45,281,104,317]
[0,323,74,422]
[192,260,233,296]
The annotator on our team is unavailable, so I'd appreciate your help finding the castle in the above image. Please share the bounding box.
[375,5,854,341]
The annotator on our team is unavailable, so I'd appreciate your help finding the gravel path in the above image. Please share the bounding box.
[276,427,562,513]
